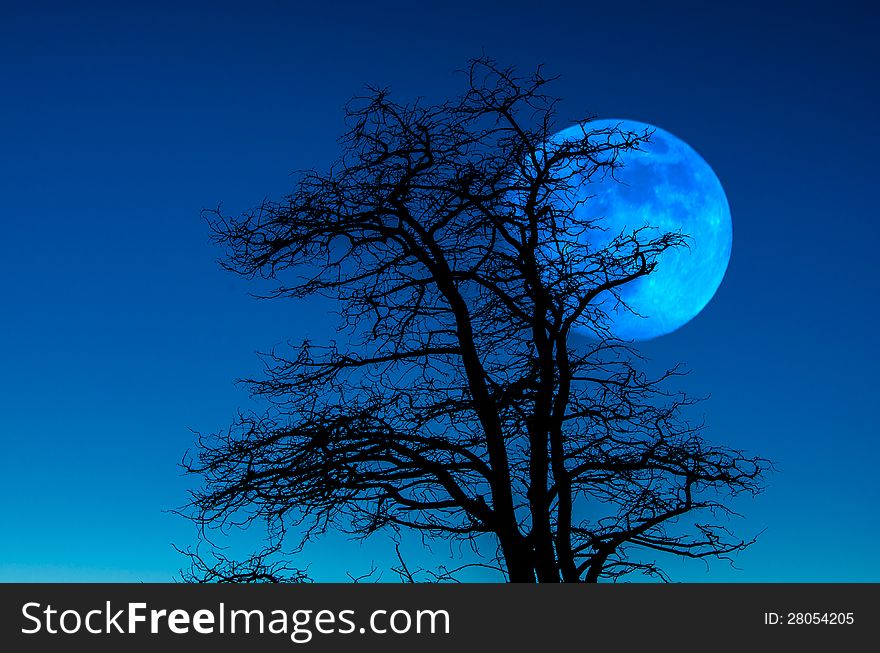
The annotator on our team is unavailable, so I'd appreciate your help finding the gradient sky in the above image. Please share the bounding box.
[1,0,877,582]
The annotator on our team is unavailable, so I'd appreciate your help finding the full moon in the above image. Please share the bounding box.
[552,119,732,340]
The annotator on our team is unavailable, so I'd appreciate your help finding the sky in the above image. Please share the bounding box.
[1,0,877,582]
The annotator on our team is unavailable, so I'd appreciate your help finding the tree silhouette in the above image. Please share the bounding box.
[180,59,768,583]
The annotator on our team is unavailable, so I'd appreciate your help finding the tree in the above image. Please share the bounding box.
[180,58,768,583]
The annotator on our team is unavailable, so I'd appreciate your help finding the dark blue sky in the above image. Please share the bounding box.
[1,0,877,581]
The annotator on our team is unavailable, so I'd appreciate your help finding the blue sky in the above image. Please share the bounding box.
[1,0,877,581]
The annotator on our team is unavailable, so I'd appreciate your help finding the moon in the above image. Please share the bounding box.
[552,119,732,340]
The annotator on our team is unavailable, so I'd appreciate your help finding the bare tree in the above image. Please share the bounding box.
[180,58,767,583]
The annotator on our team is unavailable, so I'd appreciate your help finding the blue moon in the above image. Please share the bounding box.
[552,119,732,340]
